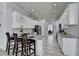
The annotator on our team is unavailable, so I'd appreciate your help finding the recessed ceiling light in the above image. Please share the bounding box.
[53,4,57,6]
[32,9,34,12]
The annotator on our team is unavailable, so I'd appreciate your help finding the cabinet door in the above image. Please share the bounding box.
[36,39,43,56]
[69,3,78,25]
[25,16,34,28]
[60,5,69,25]
[28,18,34,28]
[58,34,63,51]
[25,16,30,28]
[63,38,77,56]
[64,6,70,25]
[21,15,26,28]
[30,19,35,28]
[13,11,21,28]
[34,20,38,25]
[13,11,26,28]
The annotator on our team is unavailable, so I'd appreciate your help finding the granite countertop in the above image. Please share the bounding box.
[35,35,47,40]
[28,35,47,40]
[58,33,79,39]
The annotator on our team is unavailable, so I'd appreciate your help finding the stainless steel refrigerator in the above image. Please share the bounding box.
[35,25,41,35]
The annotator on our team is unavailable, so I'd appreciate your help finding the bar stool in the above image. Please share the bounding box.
[22,33,36,56]
[6,32,14,55]
[22,33,29,56]
[28,39,36,56]
[13,33,22,56]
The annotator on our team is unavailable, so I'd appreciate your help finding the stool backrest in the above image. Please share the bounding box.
[13,33,18,42]
[6,32,10,40]
[22,33,28,48]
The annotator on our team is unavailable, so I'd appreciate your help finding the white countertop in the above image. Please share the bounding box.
[58,33,79,39]
[28,35,47,40]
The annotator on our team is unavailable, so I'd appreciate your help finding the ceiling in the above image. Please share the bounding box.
[13,2,71,20]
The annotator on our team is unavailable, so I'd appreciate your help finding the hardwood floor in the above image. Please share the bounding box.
[43,35,64,56]
[0,48,7,56]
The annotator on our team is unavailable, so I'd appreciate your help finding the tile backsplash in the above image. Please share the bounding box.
[64,25,78,37]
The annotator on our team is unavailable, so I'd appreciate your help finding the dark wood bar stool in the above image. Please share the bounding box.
[28,39,36,56]
[13,33,23,56]
[22,33,29,56]
[22,33,36,56]
[6,32,14,55]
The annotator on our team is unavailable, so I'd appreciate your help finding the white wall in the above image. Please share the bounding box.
[0,3,6,50]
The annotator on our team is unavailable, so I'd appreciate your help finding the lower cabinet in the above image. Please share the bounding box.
[36,39,43,56]
[62,38,78,56]
[58,34,63,51]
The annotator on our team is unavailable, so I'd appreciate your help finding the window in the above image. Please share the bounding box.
[48,24,53,31]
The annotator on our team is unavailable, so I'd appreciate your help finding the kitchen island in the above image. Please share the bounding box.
[30,35,46,56]
[58,33,79,56]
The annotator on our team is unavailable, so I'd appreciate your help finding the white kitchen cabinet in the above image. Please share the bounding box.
[34,20,39,25]
[25,16,29,28]
[58,3,78,26]
[59,5,69,26]
[30,19,34,28]
[13,11,26,28]
[58,34,63,51]
[69,3,78,25]
[20,14,26,28]
[13,11,36,28]
[62,38,78,56]
[13,11,21,28]
[0,3,4,11]
[63,6,70,25]
[36,39,43,56]
[25,16,35,28]
[13,11,40,28]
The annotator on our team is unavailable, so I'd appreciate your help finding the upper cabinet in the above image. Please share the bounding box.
[25,17,35,28]
[13,11,22,28]
[58,5,69,25]
[13,11,39,28]
[59,3,78,26]
[13,11,26,28]
[69,3,78,25]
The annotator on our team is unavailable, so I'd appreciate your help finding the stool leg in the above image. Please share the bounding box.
[12,42,15,55]
[16,42,18,56]
[26,46,28,56]
[25,47,26,54]
[29,44,31,54]
[6,40,8,52]
[34,42,36,56]
[21,40,23,56]
[8,41,10,55]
